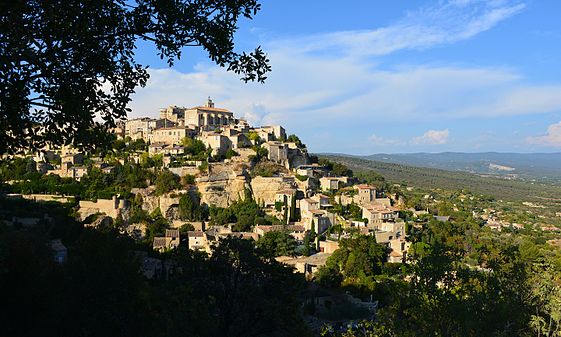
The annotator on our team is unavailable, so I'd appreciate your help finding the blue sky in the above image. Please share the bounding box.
[129,0,561,154]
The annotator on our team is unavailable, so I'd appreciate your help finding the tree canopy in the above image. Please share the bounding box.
[1,0,270,153]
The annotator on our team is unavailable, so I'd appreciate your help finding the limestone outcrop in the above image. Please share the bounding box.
[131,187,183,220]
[196,162,250,208]
[250,176,298,206]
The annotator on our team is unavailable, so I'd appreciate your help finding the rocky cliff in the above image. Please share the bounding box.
[196,162,251,208]
[250,176,298,206]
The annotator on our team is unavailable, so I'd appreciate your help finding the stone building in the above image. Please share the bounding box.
[151,126,195,145]
[319,176,348,191]
[153,229,181,252]
[184,97,234,129]
[256,125,286,141]
[362,205,399,227]
[199,132,233,156]
[125,117,159,140]
[355,184,377,204]
[159,105,185,125]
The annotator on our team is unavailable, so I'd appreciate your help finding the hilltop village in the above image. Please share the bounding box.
[3,98,409,274]
[2,99,561,336]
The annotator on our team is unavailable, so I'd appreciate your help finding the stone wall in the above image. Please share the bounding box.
[8,193,74,204]
[79,198,118,220]
[78,197,129,220]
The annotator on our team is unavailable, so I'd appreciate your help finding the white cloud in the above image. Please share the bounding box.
[369,134,403,146]
[412,129,450,145]
[526,121,561,147]
[270,0,525,58]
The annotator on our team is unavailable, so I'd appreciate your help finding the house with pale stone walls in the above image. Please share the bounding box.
[187,231,207,251]
[263,141,288,165]
[159,105,185,124]
[355,184,377,204]
[319,176,348,192]
[152,126,195,145]
[198,132,233,156]
[362,205,399,227]
[153,229,181,252]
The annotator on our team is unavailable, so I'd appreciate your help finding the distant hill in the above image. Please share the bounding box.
[321,154,561,203]
[326,152,561,183]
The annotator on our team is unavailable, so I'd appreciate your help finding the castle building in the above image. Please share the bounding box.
[184,97,235,129]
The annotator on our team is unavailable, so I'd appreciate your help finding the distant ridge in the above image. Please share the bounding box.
[319,152,561,183]
[320,154,561,202]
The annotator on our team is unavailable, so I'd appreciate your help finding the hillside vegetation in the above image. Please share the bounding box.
[323,155,561,203]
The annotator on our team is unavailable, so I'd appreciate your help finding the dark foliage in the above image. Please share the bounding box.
[1,0,270,153]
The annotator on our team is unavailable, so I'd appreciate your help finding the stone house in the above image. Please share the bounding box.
[295,164,327,178]
[379,221,405,236]
[61,153,84,165]
[355,184,377,204]
[276,253,331,278]
[257,125,286,141]
[305,210,333,234]
[319,240,340,254]
[159,105,185,124]
[222,129,251,149]
[199,132,233,156]
[362,205,399,226]
[263,141,288,165]
[319,176,348,192]
[232,119,250,133]
[300,198,319,219]
[152,126,195,145]
[48,164,88,181]
[311,194,331,208]
[153,230,180,252]
[149,142,185,156]
[125,117,160,140]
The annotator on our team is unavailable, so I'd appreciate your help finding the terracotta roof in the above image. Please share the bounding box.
[156,126,185,131]
[187,231,204,237]
[189,106,233,113]
[165,229,180,238]
[153,237,169,247]
[389,250,403,258]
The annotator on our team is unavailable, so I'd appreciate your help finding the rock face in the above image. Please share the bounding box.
[86,215,113,229]
[131,186,183,220]
[250,176,298,206]
[196,162,250,208]
[160,195,181,220]
[197,177,249,208]
[195,162,251,208]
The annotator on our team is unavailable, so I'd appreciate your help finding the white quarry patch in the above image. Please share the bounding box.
[489,163,515,172]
